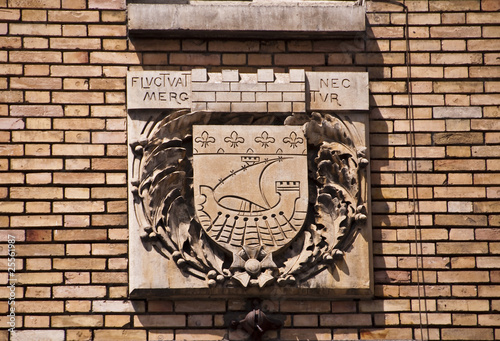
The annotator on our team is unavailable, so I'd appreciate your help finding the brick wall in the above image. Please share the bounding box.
[1,0,499,340]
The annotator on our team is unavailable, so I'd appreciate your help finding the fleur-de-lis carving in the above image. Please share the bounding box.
[254,131,275,148]
[224,131,245,148]
[194,131,215,148]
[283,131,304,149]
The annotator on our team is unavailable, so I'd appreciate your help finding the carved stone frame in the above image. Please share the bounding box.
[128,109,372,298]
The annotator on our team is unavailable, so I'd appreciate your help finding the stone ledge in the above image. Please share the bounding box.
[128,2,366,38]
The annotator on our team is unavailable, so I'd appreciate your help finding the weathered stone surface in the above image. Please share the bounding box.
[127,71,191,109]
[128,110,371,298]
[306,71,369,110]
[127,69,369,112]
[128,2,366,38]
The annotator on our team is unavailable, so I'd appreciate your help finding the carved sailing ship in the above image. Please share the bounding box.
[196,154,307,253]
[193,125,309,255]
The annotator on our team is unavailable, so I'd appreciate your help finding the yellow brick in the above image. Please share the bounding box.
[53,258,106,270]
[470,66,500,78]
[10,23,61,36]
[108,286,127,298]
[25,90,52,103]
[48,10,100,22]
[52,315,103,328]
[88,24,126,37]
[104,315,131,327]
[65,300,92,312]
[53,144,104,156]
[54,229,107,241]
[442,39,466,51]
[0,90,23,102]
[10,187,62,199]
[63,78,89,90]
[24,316,50,328]
[16,301,64,313]
[92,272,127,283]
[52,200,104,213]
[372,188,408,200]
[11,215,63,228]
[53,285,106,298]
[91,243,127,255]
[441,328,493,340]
[65,272,89,284]
[91,213,127,226]
[134,314,186,328]
[172,300,226,313]
[17,272,63,285]
[478,314,500,326]
[467,12,500,24]
[64,188,89,199]
[65,243,91,255]
[51,65,102,77]
[25,201,51,213]
[62,0,86,9]
[62,24,87,37]
[101,10,127,22]
[94,330,147,341]
[52,91,104,104]
[54,172,105,184]
[22,9,47,21]
[393,66,443,78]
[65,131,90,143]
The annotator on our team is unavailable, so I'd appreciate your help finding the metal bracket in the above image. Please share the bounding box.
[230,300,282,341]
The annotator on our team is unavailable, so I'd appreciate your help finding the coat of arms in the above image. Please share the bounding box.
[130,110,368,289]
[193,126,308,286]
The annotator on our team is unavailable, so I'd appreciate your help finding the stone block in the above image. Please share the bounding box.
[283,92,306,102]
[290,69,305,83]
[241,92,256,102]
[191,91,215,102]
[207,102,231,112]
[267,82,305,92]
[192,102,208,111]
[191,68,207,82]
[306,71,369,110]
[127,71,191,110]
[268,102,292,112]
[230,102,267,112]
[128,2,365,38]
[292,102,306,113]
[258,69,274,82]
[221,69,239,82]
[230,83,266,92]
[215,91,241,102]
[192,82,229,92]
[256,92,282,102]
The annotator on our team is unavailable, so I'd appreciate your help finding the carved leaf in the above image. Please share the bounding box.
[281,231,314,277]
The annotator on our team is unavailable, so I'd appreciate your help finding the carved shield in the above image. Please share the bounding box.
[193,125,308,254]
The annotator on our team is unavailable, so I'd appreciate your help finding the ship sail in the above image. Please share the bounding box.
[211,157,284,213]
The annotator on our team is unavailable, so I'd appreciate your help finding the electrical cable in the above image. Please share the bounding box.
[403,2,431,340]
[370,0,431,339]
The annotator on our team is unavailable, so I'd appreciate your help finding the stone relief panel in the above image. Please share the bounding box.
[128,70,372,297]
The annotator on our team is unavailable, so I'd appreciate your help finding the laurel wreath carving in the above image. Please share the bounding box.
[130,110,368,288]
